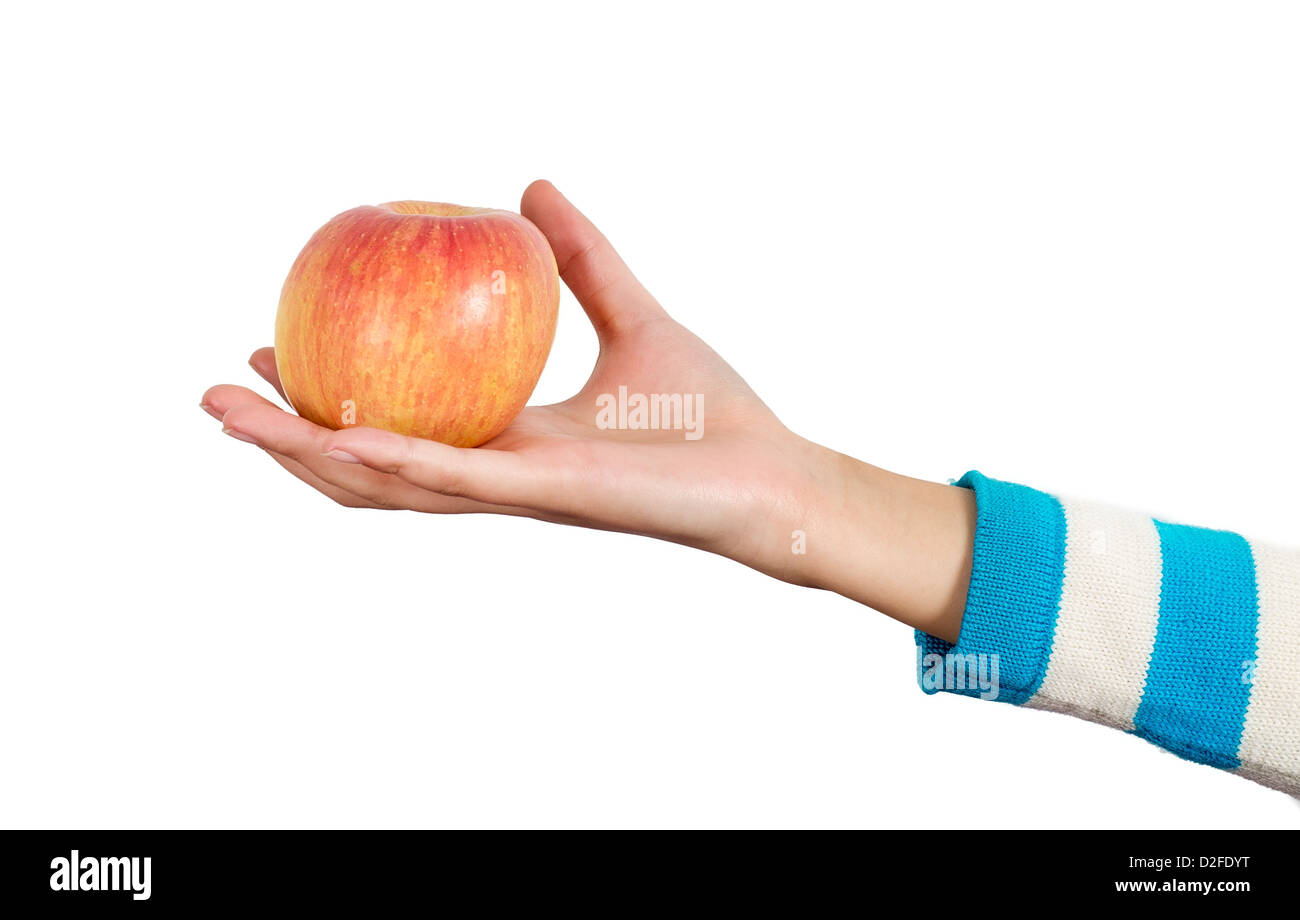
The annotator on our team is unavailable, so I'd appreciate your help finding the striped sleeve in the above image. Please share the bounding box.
[915,471,1300,796]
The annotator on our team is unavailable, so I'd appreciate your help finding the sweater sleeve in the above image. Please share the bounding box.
[916,471,1300,796]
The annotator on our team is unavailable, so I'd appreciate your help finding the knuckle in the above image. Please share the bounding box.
[433,470,469,498]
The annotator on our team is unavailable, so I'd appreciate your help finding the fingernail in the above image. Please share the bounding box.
[322,449,361,464]
[223,427,260,445]
[200,402,223,421]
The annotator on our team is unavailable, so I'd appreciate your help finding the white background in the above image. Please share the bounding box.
[3,1,1297,828]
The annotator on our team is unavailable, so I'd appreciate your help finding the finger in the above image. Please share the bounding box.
[201,389,378,505]
[321,425,559,510]
[264,449,380,508]
[222,403,523,516]
[248,347,289,403]
[200,383,281,420]
[520,179,665,340]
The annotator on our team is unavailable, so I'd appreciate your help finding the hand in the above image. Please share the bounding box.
[201,181,974,640]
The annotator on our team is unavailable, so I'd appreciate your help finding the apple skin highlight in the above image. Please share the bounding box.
[274,202,560,447]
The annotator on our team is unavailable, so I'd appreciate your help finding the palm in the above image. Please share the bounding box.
[204,181,811,570]
[495,315,768,445]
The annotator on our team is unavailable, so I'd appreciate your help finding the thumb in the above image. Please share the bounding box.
[520,180,665,340]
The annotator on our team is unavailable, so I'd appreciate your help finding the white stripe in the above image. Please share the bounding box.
[1025,498,1162,731]
[1236,541,1300,795]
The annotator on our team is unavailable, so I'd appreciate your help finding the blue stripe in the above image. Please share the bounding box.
[916,472,1066,705]
[1134,521,1259,769]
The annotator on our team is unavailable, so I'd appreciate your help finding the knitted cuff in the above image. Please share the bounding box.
[915,471,1066,705]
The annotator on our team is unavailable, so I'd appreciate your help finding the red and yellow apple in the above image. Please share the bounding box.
[274,201,560,447]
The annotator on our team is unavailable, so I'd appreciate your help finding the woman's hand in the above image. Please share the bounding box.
[201,181,974,641]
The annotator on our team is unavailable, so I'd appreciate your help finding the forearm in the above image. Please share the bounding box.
[739,441,1298,795]
[722,436,975,643]
[804,447,974,643]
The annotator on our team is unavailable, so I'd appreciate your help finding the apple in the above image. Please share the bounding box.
[274,200,560,447]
